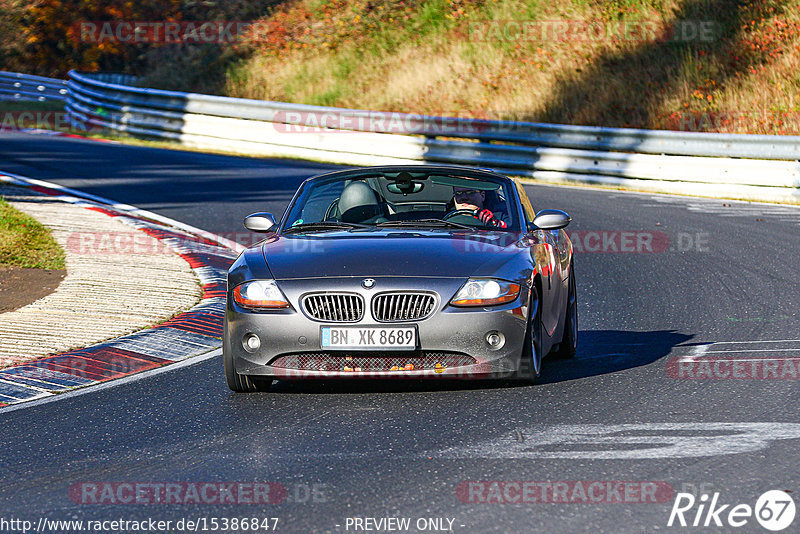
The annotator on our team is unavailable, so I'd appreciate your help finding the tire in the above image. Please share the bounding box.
[223,346,269,392]
[552,261,577,359]
[514,288,543,384]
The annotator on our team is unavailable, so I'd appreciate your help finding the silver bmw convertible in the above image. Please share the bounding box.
[224,165,576,391]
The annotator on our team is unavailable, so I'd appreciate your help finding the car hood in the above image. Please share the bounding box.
[261,230,523,279]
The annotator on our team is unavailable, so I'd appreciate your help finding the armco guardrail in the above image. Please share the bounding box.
[10,69,800,203]
[0,71,68,102]
[65,70,800,203]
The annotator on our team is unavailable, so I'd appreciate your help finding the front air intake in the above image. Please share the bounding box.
[371,292,436,322]
[302,293,364,322]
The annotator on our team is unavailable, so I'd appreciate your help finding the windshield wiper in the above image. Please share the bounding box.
[282,221,371,234]
[375,219,473,230]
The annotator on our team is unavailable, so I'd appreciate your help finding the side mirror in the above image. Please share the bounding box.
[532,209,571,230]
[244,212,277,232]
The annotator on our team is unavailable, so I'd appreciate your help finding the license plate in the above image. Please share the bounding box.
[320,326,417,350]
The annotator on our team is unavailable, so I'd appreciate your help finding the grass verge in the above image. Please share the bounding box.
[0,197,66,269]
[195,0,800,135]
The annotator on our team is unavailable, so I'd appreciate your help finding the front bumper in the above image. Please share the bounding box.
[225,277,530,379]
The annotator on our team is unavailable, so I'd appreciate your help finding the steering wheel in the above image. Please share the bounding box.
[442,209,478,221]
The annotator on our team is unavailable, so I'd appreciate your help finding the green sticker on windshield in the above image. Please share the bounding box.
[291,219,304,227]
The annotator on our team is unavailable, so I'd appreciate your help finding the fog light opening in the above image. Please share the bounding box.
[243,333,261,352]
[486,331,505,349]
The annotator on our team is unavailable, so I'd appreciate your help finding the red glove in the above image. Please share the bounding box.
[476,209,507,228]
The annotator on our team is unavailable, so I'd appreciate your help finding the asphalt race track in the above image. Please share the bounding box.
[1,132,799,533]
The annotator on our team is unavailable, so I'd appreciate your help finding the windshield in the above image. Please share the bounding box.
[282,170,521,232]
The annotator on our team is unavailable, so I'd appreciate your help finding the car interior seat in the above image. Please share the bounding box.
[337,181,387,223]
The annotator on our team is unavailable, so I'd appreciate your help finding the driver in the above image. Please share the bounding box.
[452,187,508,228]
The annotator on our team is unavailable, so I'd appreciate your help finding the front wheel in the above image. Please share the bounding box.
[514,290,542,383]
[552,261,577,359]
[223,347,270,392]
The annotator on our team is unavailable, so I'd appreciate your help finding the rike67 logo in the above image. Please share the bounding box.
[668,490,795,531]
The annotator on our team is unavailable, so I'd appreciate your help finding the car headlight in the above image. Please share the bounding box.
[233,280,289,309]
[450,279,521,307]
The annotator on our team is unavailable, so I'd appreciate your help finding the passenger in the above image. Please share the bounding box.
[452,187,508,228]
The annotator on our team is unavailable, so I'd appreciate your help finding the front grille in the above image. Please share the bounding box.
[302,293,364,322]
[270,351,476,372]
[371,292,436,322]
